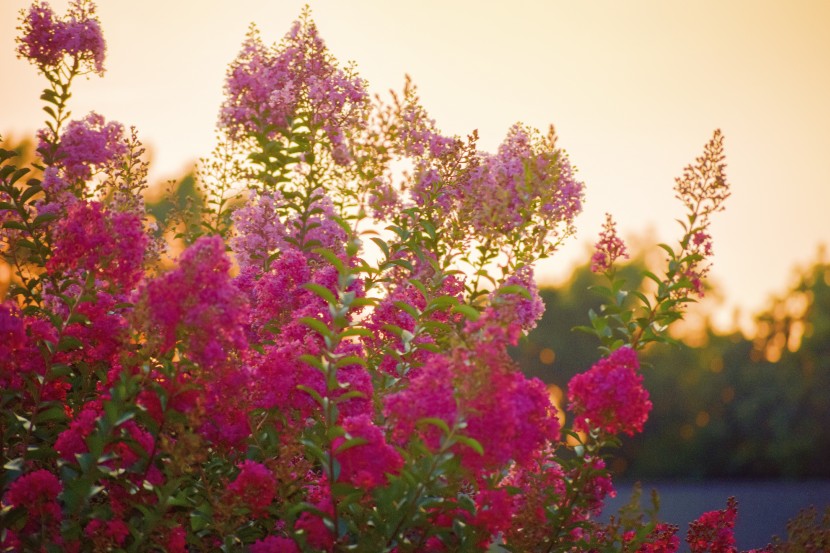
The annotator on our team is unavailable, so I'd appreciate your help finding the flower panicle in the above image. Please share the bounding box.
[16,0,106,76]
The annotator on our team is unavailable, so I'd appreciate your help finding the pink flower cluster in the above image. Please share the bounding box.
[568,346,652,436]
[220,16,368,159]
[231,191,289,269]
[142,235,248,365]
[49,112,127,181]
[491,266,546,333]
[16,0,105,75]
[227,460,277,517]
[333,415,404,489]
[591,213,629,273]
[636,524,682,553]
[2,470,63,545]
[461,125,583,242]
[687,497,738,553]
[385,311,561,475]
[47,200,146,289]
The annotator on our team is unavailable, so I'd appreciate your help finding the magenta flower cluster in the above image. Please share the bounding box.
[568,346,653,436]
[48,112,127,182]
[591,213,629,274]
[220,14,368,163]
[16,0,105,75]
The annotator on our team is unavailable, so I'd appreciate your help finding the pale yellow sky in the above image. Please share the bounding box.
[3,0,830,330]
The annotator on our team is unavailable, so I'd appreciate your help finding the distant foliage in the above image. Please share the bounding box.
[514,252,830,480]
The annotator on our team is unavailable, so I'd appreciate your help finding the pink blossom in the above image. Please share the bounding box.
[591,213,629,273]
[55,400,101,460]
[397,95,460,159]
[47,201,146,290]
[333,344,374,419]
[635,523,681,553]
[251,338,371,426]
[459,125,584,245]
[384,354,458,448]
[458,359,561,472]
[3,469,63,538]
[285,190,347,254]
[227,460,276,517]
[294,492,335,552]
[16,0,106,75]
[110,420,154,469]
[491,266,545,333]
[231,190,289,270]
[220,17,367,149]
[333,415,403,490]
[84,518,130,547]
[686,497,738,553]
[473,488,515,538]
[567,346,652,436]
[385,336,560,475]
[164,526,188,553]
[141,235,248,365]
[0,308,57,399]
[573,456,616,517]
[51,112,127,181]
[40,166,72,198]
[0,302,28,359]
[237,248,311,339]
[60,291,130,365]
[251,536,300,553]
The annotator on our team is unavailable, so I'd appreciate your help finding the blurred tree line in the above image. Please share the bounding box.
[513,250,830,480]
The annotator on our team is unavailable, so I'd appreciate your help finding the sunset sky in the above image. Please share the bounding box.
[3,0,830,331]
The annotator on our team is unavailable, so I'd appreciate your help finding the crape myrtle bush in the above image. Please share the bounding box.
[1,1,811,551]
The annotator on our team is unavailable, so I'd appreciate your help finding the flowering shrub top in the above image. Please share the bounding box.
[1,2,791,552]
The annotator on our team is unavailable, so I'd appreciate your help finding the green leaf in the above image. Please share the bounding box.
[33,212,58,227]
[338,327,374,339]
[416,417,451,436]
[57,335,83,352]
[296,384,325,407]
[312,248,345,274]
[300,439,328,466]
[190,508,212,532]
[386,224,410,240]
[0,165,17,180]
[299,317,332,338]
[19,183,43,204]
[454,435,484,456]
[393,300,420,318]
[427,295,460,311]
[421,220,437,241]
[370,237,390,258]
[496,284,532,299]
[451,304,480,321]
[66,312,90,326]
[9,168,30,185]
[3,458,25,484]
[657,243,676,259]
[572,325,596,336]
[304,283,337,305]
[349,297,375,308]
[299,354,325,371]
[335,355,366,368]
[2,220,27,231]
[334,437,368,454]
[35,405,67,424]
